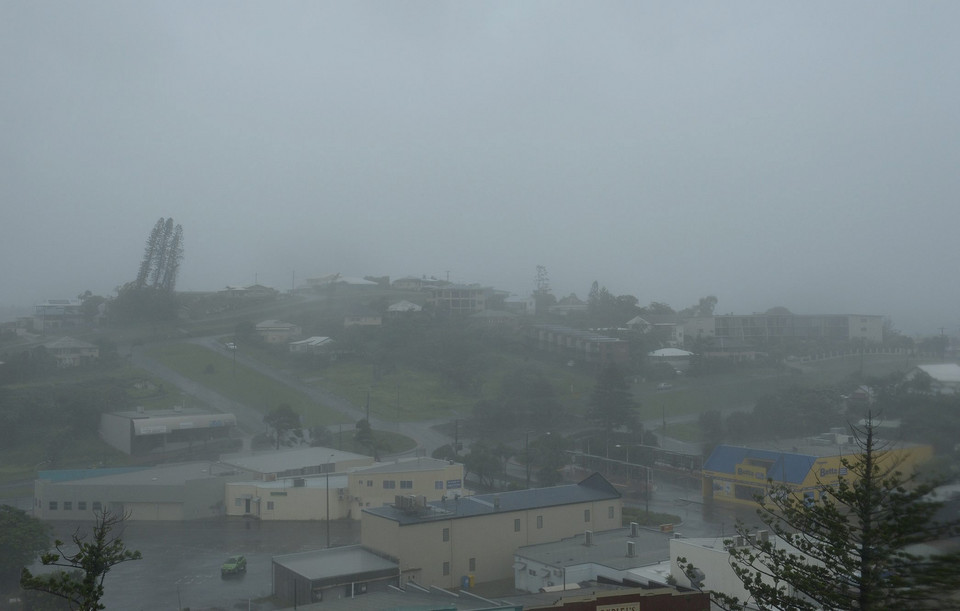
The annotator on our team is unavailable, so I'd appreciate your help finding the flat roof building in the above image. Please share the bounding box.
[34,462,250,521]
[702,439,932,508]
[514,524,675,593]
[272,545,399,606]
[361,473,623,589]
[100,408,237,455]
[224,456,465,521]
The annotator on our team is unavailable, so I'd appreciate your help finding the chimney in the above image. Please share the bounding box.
[626,541,636,558]
[584,530,593,546]
[630,522,639,537]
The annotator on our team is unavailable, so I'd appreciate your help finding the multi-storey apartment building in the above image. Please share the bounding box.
[684,313,884,344]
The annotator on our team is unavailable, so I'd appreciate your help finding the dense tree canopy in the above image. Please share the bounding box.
[263,404,302,449]
[110,217,184,322]
[588,364,637,436]
[0,505,51,593]
[472,366,561,433]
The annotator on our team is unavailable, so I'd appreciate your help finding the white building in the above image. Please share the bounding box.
[223,455,465,521]
[908,363,960,394]
[514,523,674,593]
[670,533,814,607]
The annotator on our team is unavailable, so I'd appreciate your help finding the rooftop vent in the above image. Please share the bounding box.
[630,522,639,537]
[584,530,593,546]
[626,541,636,558]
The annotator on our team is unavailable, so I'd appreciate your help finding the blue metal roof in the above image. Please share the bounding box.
[37,467,147,482]
[703,445,817,484]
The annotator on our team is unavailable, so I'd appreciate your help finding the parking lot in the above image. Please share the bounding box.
[44,517,360,611]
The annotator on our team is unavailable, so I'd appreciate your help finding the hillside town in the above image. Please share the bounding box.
[3,272,959,610]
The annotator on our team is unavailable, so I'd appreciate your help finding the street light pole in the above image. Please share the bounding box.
[524,431,534,489]
[326,453,334,548]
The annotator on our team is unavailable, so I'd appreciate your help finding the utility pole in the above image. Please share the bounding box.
[326,453,334,548]
[454,419,459,456]
[525,431,534,489]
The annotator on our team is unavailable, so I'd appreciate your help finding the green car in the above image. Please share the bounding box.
[220,555,247,577]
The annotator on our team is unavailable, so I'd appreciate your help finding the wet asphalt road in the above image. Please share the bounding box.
[41,518,360,611]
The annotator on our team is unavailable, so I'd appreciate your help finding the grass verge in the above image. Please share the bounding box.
[145,343,349,426]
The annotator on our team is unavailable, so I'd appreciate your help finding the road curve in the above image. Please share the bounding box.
[131,339,453,457]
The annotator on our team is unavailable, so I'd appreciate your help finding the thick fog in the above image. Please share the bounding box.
[2,2,958,334]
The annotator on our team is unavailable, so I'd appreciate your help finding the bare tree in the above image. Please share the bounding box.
[20,509,141,611]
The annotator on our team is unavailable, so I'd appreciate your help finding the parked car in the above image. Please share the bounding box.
[656,382,673,391]
[224,342,237,350]
[221,555,246,577]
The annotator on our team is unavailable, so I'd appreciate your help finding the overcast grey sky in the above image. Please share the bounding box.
[2,2,958,334]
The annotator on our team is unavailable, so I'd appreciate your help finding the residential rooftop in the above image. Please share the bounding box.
[354,456,458,475]
[517,526,673,572]
[221,447,371,475]
[363,473,620,525]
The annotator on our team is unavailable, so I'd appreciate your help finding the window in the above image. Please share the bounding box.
[469,557,476,572]
[536,515,543,529]
[400,480,413,489]
[92,502,102,511]
[514,518,521,532]
[64,501,72,511]
[78,501,87,511]
[383,480,396,489]
[267,501,275,510]
[435,480,443,490]
[367,480,373,487]
[234,498,244,507]
[584,509,590,522]
[608,506,615,519]
[443,561,450,576]
[442,528,449,542]
[49,501,58,511]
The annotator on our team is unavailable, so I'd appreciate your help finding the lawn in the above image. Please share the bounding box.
[310,353,596,422]
[145,343,350,426]
[309,362,468,421]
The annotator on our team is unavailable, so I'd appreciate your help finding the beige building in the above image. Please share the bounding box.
[425,284,490,314]
[224,456,464,521]
[33,462,249,521]
[361,473,622,589]
[43,336,99,367]
[256,319,302,343]
[683,313,885,345]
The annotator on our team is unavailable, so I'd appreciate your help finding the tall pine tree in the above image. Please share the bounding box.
[588,364,637,439]
[681,416,960,609]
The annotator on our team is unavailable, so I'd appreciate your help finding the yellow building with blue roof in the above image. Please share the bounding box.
[702,438,933,507]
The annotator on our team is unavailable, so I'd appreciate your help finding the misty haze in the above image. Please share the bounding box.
[2,3,960,611]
